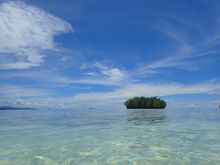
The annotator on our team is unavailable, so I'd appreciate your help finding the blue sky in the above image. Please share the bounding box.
[0,0,219,108]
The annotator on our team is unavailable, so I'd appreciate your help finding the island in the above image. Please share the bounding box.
[124,96,166,109]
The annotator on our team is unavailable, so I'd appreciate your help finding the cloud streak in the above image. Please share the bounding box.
[0,1,73,69]
[0,85,49,98]
[136,13,220,76]
[70,81,220,103]
[1,80,219,108]
[75,62,128,86]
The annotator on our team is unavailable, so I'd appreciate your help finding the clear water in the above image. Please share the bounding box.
[0,107,220,165]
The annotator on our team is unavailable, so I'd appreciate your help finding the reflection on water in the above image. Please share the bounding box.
[127,109,166,124]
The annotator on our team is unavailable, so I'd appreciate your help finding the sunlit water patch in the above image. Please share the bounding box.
[1,107,220,164]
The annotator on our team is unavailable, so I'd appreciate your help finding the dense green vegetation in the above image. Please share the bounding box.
[124,97,166,109]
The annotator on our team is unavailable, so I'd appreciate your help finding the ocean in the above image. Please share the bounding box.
[0,107,220,164]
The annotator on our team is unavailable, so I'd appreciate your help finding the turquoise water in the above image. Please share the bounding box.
[1,107,220,165]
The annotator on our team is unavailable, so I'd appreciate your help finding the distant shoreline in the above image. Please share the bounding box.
[0,106,37,110]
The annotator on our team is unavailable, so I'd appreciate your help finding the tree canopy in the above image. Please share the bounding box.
[124,96,166,109]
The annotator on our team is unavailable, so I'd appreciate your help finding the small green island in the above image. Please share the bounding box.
[124,96,167,109]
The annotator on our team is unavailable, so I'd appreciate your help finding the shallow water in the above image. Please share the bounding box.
[0,107,220,165]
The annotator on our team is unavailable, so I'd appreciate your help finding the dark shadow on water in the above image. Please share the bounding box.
[126,109,166,125]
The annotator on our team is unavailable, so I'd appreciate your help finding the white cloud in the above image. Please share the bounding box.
[0,85,49,98]
[1,62,40,70]
[0,1,73,69]
[1,80,219,108]
[94,62,126,81]
[72,78,121,86]
[102,68,125,81]
[136,18,220,76]
[76,62,127,85]
[70,81,220,103]
[168,100,220,108]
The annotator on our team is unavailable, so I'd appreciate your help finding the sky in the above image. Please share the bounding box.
[0,0,220,108]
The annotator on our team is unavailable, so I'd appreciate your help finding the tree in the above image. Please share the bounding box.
[124,96,166,109]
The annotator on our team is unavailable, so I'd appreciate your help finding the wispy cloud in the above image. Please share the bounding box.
[70,81,220,103]
[94,62,125,81]
[75,62,128,86]
[136,13,220,76]
[0,1,73,69]
[0,1,219,108]
[0,85,49,99]
[2,80,219,108]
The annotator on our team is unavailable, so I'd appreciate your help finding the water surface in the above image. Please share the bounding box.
[0,107,220,165]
